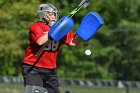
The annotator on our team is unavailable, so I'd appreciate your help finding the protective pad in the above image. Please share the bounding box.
[76,12,104,41]
[49,16,74,41]
[24,85,48,93]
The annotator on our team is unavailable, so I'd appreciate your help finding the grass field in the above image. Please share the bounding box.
[0,83,140,93]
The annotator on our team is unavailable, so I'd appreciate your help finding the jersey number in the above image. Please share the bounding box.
[44,40,59,51]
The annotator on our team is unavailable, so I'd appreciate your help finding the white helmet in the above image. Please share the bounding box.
[38,3,59,26]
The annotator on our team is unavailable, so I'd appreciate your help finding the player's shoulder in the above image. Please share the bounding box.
[29,21,46,30]
[29,21,50,32]
[29,22,38,29]
[29,21,41,27]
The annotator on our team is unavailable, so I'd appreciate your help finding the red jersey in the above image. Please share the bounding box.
[23,21,75,69]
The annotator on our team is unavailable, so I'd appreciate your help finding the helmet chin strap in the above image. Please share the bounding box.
[48,20,56,26]
[42,17,56,26]
[42,17,49,24]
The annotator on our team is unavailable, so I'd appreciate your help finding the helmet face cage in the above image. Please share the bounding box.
[38,3,59,25]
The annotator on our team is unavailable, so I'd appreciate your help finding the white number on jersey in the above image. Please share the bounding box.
[44,40,59,51]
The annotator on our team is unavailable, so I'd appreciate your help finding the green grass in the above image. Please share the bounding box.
[0,83,24,93]
[60,85,140,93]
[0,83,140,93]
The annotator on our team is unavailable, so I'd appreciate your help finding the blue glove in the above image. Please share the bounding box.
[76,12,104,41]
[49,16,74,41]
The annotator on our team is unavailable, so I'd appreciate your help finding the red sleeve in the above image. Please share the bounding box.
[29,23,45,42]
[62,32,76,45]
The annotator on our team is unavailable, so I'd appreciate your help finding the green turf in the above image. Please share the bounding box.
[0,83,140,93]
[0,83,24,93]
[60,85,140,93]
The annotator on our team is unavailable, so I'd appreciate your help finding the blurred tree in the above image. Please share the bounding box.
[0,0,140,81]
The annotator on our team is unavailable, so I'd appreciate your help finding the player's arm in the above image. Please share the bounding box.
[29,23,50,46]
[69,35,82,47]
[36,32,49,45]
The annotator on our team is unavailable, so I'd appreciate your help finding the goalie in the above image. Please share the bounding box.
[22,1,104,93]
[22,3,81,93]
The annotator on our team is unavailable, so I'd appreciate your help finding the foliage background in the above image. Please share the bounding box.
[0,0,140,81]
